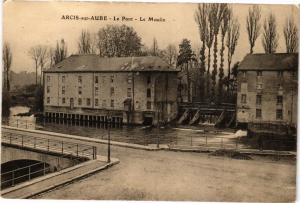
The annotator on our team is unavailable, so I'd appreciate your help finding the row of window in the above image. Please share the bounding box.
[241,70,293,78]
[47,74,152,84]
[241,94,283,105]
[46,97,152,110]
[256,109,283,120]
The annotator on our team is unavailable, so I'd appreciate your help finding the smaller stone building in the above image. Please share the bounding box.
[43,55,179,125]
[236,53,298,130]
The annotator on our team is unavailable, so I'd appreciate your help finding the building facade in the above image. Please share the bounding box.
[236,53,298,129]
[43,55,179,125]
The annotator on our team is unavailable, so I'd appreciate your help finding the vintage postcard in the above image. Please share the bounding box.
[1,0,299,201]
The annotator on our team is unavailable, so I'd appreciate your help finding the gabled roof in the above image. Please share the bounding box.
[239,53,298,71]
[44,55,179,73]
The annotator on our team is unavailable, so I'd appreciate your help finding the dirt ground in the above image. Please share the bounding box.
[34,144,296,202]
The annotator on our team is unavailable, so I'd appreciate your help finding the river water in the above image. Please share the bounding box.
[3,106,231,146]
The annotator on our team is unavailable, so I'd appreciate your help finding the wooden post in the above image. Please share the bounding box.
[34,137,36,148]
[21,135,24,147]
[47,139,50,151]
[61,141,64,154]
[12,171,15,187]
[16,120,19,128]
[28,166,31,180]
[206,136,208,147]
[26,120,28,129]
[43,162,46,175]
[76,144,79,157]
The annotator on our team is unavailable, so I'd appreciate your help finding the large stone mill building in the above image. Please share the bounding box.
[236,53,298,130]
[43,55,179,125]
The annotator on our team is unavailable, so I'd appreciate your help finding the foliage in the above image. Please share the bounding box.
[177,39,196,102]
[246,5,261,54]
[283,17,298,53]
[53,39,68,64]
[2,89,11,117]
[162,44,178,67]
[262,13,278,54]
[3,42,12,91]
[78,30,96,54]
[97,24,142,57]
[33,85,44,112]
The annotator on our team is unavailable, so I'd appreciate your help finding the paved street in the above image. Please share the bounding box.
[35,144,296,202]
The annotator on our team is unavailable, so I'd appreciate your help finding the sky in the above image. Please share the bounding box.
[3,1,300,73]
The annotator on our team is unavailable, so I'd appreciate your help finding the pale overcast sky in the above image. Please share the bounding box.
[3,1,299,73]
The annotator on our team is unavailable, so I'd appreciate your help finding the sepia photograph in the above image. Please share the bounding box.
[1,0,299,202]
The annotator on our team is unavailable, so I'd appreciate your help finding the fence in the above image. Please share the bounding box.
[1,131,97,189]
[2,118,37,129]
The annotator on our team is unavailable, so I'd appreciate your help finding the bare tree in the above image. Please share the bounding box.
[28,46,42,85]
[283,17,298,53]
[226,17,240,79]
[210,3,228,102]
[195,3,208,101]
[262,13,278,54]
[163,44,177,67]
[218,6,230,101]
[246,5,261,54]
[3,42,12,91]
[78,30,95,54]
[205,5,214,99]
[39,46,48,85]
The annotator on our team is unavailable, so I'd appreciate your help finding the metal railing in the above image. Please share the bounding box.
[2,132,97,160]
[1,132,97,189]
[2,118,37,129]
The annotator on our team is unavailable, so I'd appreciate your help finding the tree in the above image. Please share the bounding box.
[38,46,48,85]
[3,42,12,91]
[151,37,159,56]
[163,44,177,67]
[205,4,214,99]
[195,3,208,101]
[78,30,95,54]
[218,6,230,102]
[283,17,298,53]
[262,13,278,54]
[177,39,196,102]
[246,5,261,54]
[210,3,228,102]
[97,24,142,57]
[226,16,240,79]
[28,46,42,85]
[53,39,68,64]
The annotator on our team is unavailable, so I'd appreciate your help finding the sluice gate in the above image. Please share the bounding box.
[177,102,236,128]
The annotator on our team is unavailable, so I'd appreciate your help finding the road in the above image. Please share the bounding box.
[35,144,296,202]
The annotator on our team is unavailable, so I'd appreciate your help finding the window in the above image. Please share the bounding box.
[47,97,50,103]
[111,99,114,108]
[278,84,283,90]
[256,109,262,118]
[78,76,82,83]
[95,87,99,96]
[78,98,82,105]
[256,95,262,105]
[110,87,114,96]
[278,71,283,78]
[111,75,114,83]
[78,86,82,95]
[147,88,151,98]
[257,71,262,76]
[242,71,246,78]
[256,83,263,90]
[47,86,50,93]
[95,76,98,84]
[147,76,151,84]
[277,96,283,105]
[241,94,247,104]
[147,101,151,110]
[47,76,50,82]
[62,86,65,94]
[62,98,65,104]
[127,88,132,98]
[127,74,132,84]
[276,109,283,120]
[62,76,65,83]
[95,99,99,106]
[102,100,106,107]
[87,98,91,106]
[292,71,297,79]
